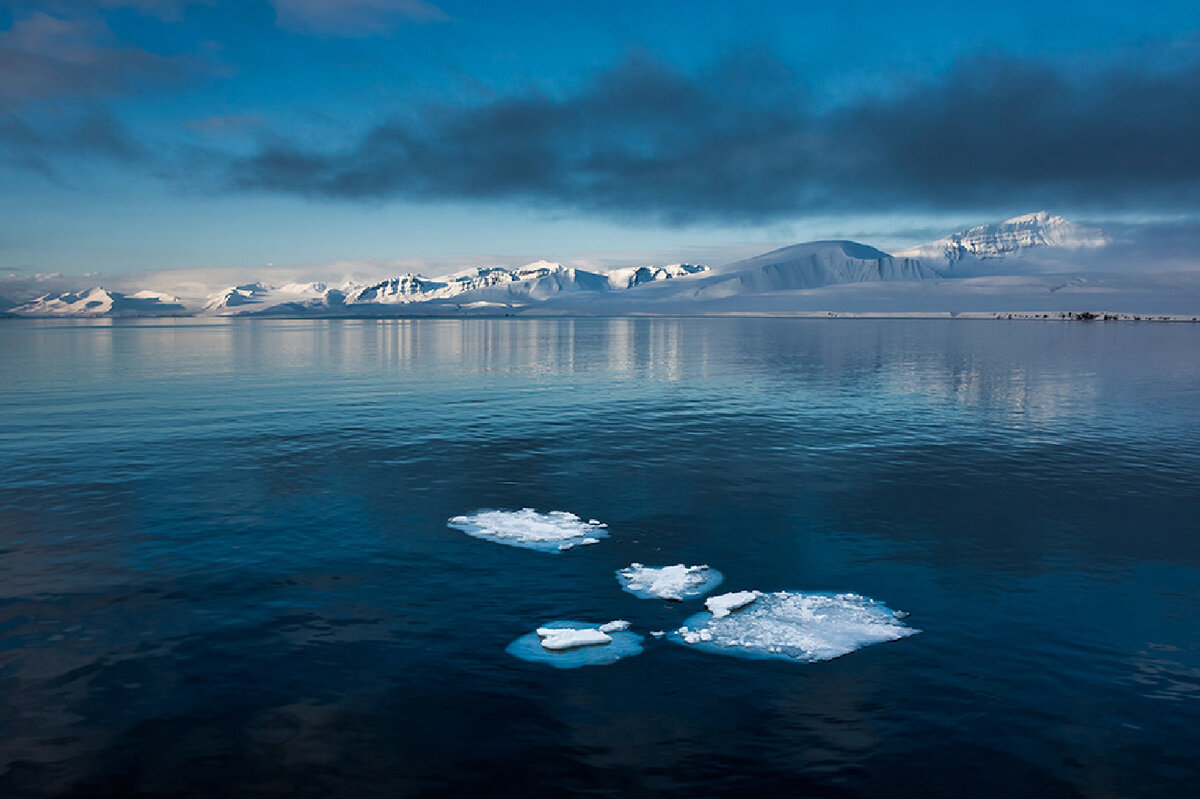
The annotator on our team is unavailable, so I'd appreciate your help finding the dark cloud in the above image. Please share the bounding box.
[0,10,207,107]
[0,110,145,178]
[230,47,1200,223]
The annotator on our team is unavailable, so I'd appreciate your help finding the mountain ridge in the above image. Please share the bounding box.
[6,213,1192,318]
[893,211,1111,273]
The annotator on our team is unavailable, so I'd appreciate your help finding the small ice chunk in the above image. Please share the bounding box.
[672,591,919,663]
[705,590,762,618]
[509,621,644,669]
[616,563,724,601]
[448,509,608,552]
[537,627,611,650]
[598,620,631,633]
[651,630,665,638]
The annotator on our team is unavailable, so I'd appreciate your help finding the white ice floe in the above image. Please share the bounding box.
[537,627,612,650]
[598,620,631,633]
[447,509,608,552]
[673,591,918,663]
[508,621,644,668]
[705,590,762,618]
[616,563,724,601]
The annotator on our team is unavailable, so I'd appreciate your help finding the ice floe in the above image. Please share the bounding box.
[705,590,761,618]
[447,509,608,552]
[508,621,644,668]
[537,627,612,650]
[598,620,631,633]
[672,591,918,663]
[616,563,724,601]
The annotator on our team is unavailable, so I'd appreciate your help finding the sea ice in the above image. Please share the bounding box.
[672,591,918,663]
[508,621,644,668]
[537,627,611,650]
[598,620,631,633]
[616,563,724,601]
[705,590,762,618]
[447,509,609,552]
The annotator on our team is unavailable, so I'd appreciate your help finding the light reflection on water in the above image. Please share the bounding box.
[1,317,1198,798]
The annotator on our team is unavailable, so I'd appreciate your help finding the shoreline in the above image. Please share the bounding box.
[3,309,1200,322]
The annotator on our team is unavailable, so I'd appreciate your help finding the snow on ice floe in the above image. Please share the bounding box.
[447,509,608,552]
[616,563,724,601]
[705,590,761,618]
[672,591,918,663]
[508,621,644,668]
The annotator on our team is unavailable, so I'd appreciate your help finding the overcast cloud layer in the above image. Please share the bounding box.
[4,2,1200,276]
[228,48,1200,223]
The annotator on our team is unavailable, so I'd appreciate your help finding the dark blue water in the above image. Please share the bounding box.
[1,318,1198,798]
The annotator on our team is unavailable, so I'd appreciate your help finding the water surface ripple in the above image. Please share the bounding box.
[1,318,1198,797]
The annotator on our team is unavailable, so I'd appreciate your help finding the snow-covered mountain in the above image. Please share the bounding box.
[894,212,1111,274]
[7,213,1193,319]
[201,261,711,315]
[10,287,186,317]
[691,240,935,298]
[605,264,709,289]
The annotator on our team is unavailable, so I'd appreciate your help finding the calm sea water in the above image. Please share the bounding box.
[1,318,1198,798]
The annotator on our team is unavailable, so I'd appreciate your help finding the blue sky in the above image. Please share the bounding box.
[3,0,1200,278]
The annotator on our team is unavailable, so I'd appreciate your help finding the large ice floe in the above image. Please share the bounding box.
[507,621,644,668]
[672,591,918,663]
[447,509,608,552]
[616,563,724,601]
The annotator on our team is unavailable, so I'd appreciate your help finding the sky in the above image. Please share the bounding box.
[2,0,1200,286]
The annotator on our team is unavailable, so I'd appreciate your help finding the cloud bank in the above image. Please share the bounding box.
[229,47,1200,223]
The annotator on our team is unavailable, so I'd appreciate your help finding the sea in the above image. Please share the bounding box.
[1,317,1198,798]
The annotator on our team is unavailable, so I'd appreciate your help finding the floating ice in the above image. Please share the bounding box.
[598,620,631,633]
[447,509,608,552]
[508,621,644,668]
[672,591,918,663]
[537,627,611,650]
[616,563,724,601]
[705,590,762,618]
[559,536,602,551]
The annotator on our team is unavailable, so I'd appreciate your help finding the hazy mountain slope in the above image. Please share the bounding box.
[650,241,936,301]
[895,212,1111,274]
[11,288,187,317]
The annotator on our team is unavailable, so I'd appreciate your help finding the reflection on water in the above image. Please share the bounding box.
[1,317,1198,798]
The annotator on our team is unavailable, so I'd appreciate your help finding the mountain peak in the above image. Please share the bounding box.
[1002,210,1060,225]
[894,212,1110,270]
[12,286,185,317]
